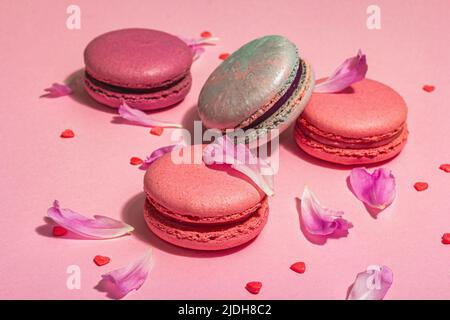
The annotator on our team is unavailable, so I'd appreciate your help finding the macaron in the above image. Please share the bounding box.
[83,28,193,110]
[294,78,408,165]
[143,145,269,250]
[198,35,314,143]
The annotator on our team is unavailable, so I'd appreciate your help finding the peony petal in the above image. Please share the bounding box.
[101,249,154,298]
[349,167,396,210]
[139,141,186,170]
[300,186,353,236]
[117,101,182,128]
[314,50,368,93]
[181,36,219,61]
[47,200,134,239]
[41,83,73,98]
[203,135,275,196]
[348,265,393,300]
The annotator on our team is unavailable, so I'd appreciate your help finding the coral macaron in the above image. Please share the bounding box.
[83,28,193,110]
[294,78,408,165]
[198,35,314,143]
[143,145,269,250]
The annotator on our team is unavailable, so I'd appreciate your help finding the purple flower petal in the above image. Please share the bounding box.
[118,101,182,128]
[47,200,134,239]
[314,50,368,93]
[181,36,219,61]
[203,135,275,196]
[348,265,393,300]
[349,167,396,210]
[41,83,73,98]
[139,141,186,170]
[101,249,154,298]
[300,186,353,236]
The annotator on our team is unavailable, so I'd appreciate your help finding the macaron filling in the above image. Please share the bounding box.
[241,59,303,130]
[297,118,406,149]
[84,71,190,94]
[145,194,264,225]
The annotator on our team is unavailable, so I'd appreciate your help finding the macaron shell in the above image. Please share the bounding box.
[198,35,299,129]
[84,28,193,89]
[144,198,269,250]
[302,78,408,138]
[294,123,408,165]
[242,60,314,144]
[143,145,265,219]
[83,72,192,110]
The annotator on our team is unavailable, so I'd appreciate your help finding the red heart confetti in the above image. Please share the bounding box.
[219,53,230,60]
[130,157,143,166]
[93,255,111,266]
[414,182,428,191]
[439,164,450,173]
[150,127,164,136]
[60,129,75,138]
[52,226,68,237]
[290,262,306,274]
[245,281,262,294]
[442,233,450,245]
[422,85,435,93]
[200,31,212,38]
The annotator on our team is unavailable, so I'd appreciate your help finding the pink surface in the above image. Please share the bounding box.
[0,0,449,299]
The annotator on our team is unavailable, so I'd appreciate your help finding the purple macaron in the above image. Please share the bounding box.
[83,28,193,110]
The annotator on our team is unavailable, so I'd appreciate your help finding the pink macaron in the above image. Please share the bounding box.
[143,145,269,250]
[294,78,408,165]
[83,28,193,110]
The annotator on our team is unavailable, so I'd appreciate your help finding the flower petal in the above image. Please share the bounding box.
[41,83,73,98]
[314,50,368,93]
[118,101,182,128]
[181,36,219,61]
[348,265,393,300]
[101,249,154,298]
[47,200,134,239]
[203,135,275,196]
[139,141,186,170]
[300,186,352,236]
[349,167,396,210]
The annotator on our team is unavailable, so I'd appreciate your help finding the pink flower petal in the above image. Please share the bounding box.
[314,50,368,93]
[181,36,219,61]
[348,265,393,300]
[300,186,353,236]
[47,200,134,239]
[203,135,275,196]
[101,249,154,298]
[349,167,396,210]
[41,83,73,98]
[118,101,182,128]
[139,141,186,170]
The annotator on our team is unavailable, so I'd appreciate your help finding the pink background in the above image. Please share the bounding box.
[1,0,449,299]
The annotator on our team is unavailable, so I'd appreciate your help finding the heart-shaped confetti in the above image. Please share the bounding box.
[414,182,428,191]
[200,31,212,38]
[442,233,450,245]
[439,164,450,173]
[290,262,306,274]
[52,226,68,237]
[245,281,262,294]
[60,129,75,138]
[130,157,143,166]
[94,255,111,266]
[422,85,435,93]
[150,127,164,136]
[219,53,230,60]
